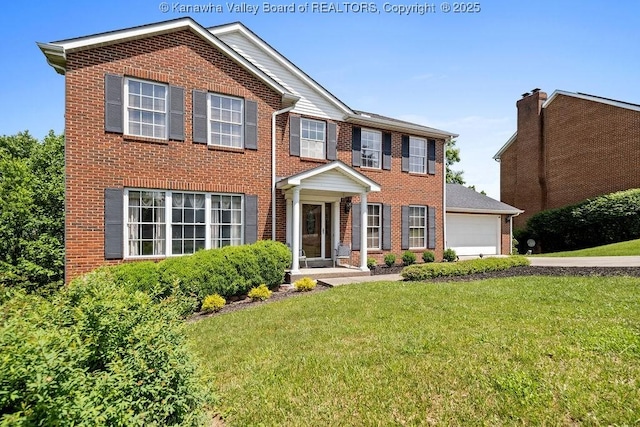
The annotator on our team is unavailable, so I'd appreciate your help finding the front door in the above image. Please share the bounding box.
[301,203,329,259]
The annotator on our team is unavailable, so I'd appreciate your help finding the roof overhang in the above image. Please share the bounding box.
[37,18,299,107]
[447,207,523,215]
[544,90,640,112]
[493,131,517,161]
[346,113,458,140]
[276,160,381,193]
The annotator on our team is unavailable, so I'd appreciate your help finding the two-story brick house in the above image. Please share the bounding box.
[494,89,640,229]
[38,18,457,281]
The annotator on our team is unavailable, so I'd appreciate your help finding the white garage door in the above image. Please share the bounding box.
[446,213,500,256]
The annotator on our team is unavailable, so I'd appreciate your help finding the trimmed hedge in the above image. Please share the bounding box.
[522,188,640,253]
[0,271,207,426]
[401,256,530,281]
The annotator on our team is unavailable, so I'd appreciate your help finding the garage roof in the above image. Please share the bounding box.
[446,184,523,215]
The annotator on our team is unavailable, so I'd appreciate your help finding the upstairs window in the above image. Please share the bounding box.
[125,78,167,139]
[361,129,382,169]
[209,94,244,148]
[300,118,326,159]
[409,137,427,174]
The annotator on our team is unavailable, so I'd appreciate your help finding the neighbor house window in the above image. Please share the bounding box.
[367,204,382,250]
[300,118,326,159]
[127,190,166,256]
[409,137,427,174]
[209,94,244,148]
[125,190,244,257]
[409,205,427,248]
[361,129,382,169]
[125,78,167,139]
[211,194,243,248]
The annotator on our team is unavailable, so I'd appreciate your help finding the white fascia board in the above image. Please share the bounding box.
[209,23,353,116]
[37,42,66,75]
[346,114,458,139]
[446,207,523,215]
[493,131,517,161]
[276,161,381,192]
[544,90,640,113]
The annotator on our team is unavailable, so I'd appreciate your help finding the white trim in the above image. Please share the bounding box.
[360,128,382,170]
[544,90,640,113]
[408,205,428,250]
[446,207,523,215]
[346,114,458,139]
[276,160,381,193]
[493,132,517,161]
[207,92,244,149]
[300,117,326,160]
[123,77,168,140]
[366,203,382,251]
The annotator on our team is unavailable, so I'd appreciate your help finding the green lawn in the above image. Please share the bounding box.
[536,238,640,257]
[187,277,640,426]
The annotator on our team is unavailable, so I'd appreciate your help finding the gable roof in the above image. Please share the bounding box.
[37,17,299,106]
[446,184,522,214]
[493,89,640,160]
[349,110,458,139]
[276,160,381,193]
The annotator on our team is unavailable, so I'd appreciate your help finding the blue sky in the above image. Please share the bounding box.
[3,0,639,199]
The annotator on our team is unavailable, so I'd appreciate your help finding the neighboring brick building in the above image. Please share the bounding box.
[494,89,640,229]
[39,18,458,281]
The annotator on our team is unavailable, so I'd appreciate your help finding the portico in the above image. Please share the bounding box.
[276,161,381,274]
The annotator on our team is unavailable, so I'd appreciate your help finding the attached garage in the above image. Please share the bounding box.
[445,184,523,256]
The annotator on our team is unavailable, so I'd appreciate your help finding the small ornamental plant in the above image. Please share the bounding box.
[367,257,377,269]
[422,251,435,263]
[384,254,396,267]
[248,284,273,301]
[201,294,226,313]
[443,248,457,262]
[402,251,417,266]
[294,277,317,292]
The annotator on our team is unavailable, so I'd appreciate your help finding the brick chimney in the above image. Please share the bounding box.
[512,89,548,228]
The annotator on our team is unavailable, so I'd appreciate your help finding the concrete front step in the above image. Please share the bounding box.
[285,267,370,284]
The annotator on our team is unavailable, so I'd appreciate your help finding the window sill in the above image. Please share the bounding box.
[360,167,383,173]
[367,249,384,253]
[123,135,170,145]
[299,156,328,164]
[207,145,245,154]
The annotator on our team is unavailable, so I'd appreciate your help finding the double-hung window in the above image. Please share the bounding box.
[367,204,382,250]
[125,78,167,139]
[209,94,244,148]
[300,118,326,159]
[361,129,382,169]
[125,189,244,258]
[409,205,427,248]
[409,137,427,174]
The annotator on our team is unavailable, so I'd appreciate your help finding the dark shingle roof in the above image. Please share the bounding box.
[446,184,522,214]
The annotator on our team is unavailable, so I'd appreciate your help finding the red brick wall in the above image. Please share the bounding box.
[63,28,445,280]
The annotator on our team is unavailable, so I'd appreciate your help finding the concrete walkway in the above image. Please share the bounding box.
[529,256,640,267]
[319,273,403,287]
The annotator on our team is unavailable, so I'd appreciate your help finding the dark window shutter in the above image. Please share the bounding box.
[382,133,392,170]
[244,195,258,244]
[382,204,392,250]
[192,90,208,144]
[104,188,124,259]
[168,85,184,141]
[428,206,436,249]
[401,136,410,172]
[401,205,410,250]
[105,74,123,133]
[427,139,436,175]
[351,203,361,251]
[352,127,361,167]
[289,115,300,156]
[244,100,258,150]
[327,122,337,160]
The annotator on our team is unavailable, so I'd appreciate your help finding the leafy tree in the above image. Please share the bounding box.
[0,131,64,291]
[446,139,465,184]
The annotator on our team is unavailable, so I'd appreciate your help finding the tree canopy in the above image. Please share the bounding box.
[445,139,465,184]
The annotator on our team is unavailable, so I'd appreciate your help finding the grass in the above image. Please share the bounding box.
[187,277,640,426]
[536,238,640,257]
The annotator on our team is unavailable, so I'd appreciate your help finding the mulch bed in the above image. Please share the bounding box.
[188,266,640,322]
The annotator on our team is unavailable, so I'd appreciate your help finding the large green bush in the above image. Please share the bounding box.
[524,188,640,253]
[0,271,207,426]
[401,256,530,281]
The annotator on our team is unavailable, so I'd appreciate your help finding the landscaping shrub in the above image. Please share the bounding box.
[110,260,161,294]
[294,277,317,292]
[422,251,435,263]
[0,271,207,426]
[525,188,640,253]
[248,284,273,301]
[384,254,396,267]
[251,240,292,288]
[443,248,457,262]
[401,256,530,281]
[367,257,377,269]
[201,294,226,313]
[402,251,417,266]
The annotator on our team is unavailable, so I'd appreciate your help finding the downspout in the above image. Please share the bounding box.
[443,138,448,252]
[272,106,295,241]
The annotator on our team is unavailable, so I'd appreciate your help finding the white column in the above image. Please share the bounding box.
[286,197,292,247]
[359,192,368,271]
[291,187,301,274]
[332,200,340,263]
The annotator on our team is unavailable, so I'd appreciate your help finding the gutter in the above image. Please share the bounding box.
[272,106,295,240]
[345,114,458,140]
